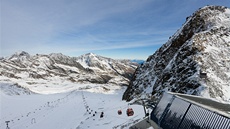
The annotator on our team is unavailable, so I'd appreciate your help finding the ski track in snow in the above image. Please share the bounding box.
[0,88,145,129]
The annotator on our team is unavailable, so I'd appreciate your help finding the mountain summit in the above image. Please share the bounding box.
[123,6,230,103]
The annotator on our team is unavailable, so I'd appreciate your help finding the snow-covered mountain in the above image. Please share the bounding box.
[0,52,138,94]
[123,6,230,103]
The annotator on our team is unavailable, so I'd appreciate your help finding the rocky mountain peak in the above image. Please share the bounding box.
[76,53,112,68]
[49,53,67,58]
[8,51,30,60]
[85,52,96,57]
[123,5,230,103]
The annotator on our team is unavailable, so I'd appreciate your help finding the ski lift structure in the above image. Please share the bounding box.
[128,98,162,129]
[124,98,155,117]
[5,121,10,129]
[128,98,155,117]
[199,70,208,79]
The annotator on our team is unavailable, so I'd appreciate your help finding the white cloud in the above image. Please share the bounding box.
[1,0,153,56]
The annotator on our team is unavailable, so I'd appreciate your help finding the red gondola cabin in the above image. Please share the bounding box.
[126,108,134,116]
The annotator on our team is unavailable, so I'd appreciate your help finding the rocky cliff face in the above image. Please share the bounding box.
[0,52,138,92]
[123,6,230,103]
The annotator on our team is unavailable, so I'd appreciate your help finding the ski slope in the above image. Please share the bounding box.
[0,86,145,129]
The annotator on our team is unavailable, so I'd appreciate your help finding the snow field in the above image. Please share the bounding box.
[0,88,145,129]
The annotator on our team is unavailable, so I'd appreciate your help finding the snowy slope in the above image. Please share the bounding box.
[123,6,230,103]
[0,85,145,129]
[0,83,35,95]
[0,52,138,94]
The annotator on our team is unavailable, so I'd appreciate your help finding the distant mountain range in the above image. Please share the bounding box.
[0,52,138,94]
[123,5,230,103]
[131,60,145,65]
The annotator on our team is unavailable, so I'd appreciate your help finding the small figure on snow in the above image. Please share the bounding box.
[100,112,104,118]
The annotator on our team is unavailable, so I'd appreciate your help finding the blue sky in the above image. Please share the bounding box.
[1,0,229,60]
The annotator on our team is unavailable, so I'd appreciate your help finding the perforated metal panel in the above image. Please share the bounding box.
[179,104,230,129]
[151,93,230,129]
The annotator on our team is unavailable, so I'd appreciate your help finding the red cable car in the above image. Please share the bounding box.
[118,110,122,115]
[126,108,134,116]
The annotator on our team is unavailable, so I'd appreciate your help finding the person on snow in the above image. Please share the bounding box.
[100,112,104,118]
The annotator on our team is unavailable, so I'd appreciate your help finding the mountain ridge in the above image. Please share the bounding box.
[123,5,230,103]
[0,51,138,94]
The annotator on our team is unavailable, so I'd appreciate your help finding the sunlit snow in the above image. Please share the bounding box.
[0,83,145,129]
